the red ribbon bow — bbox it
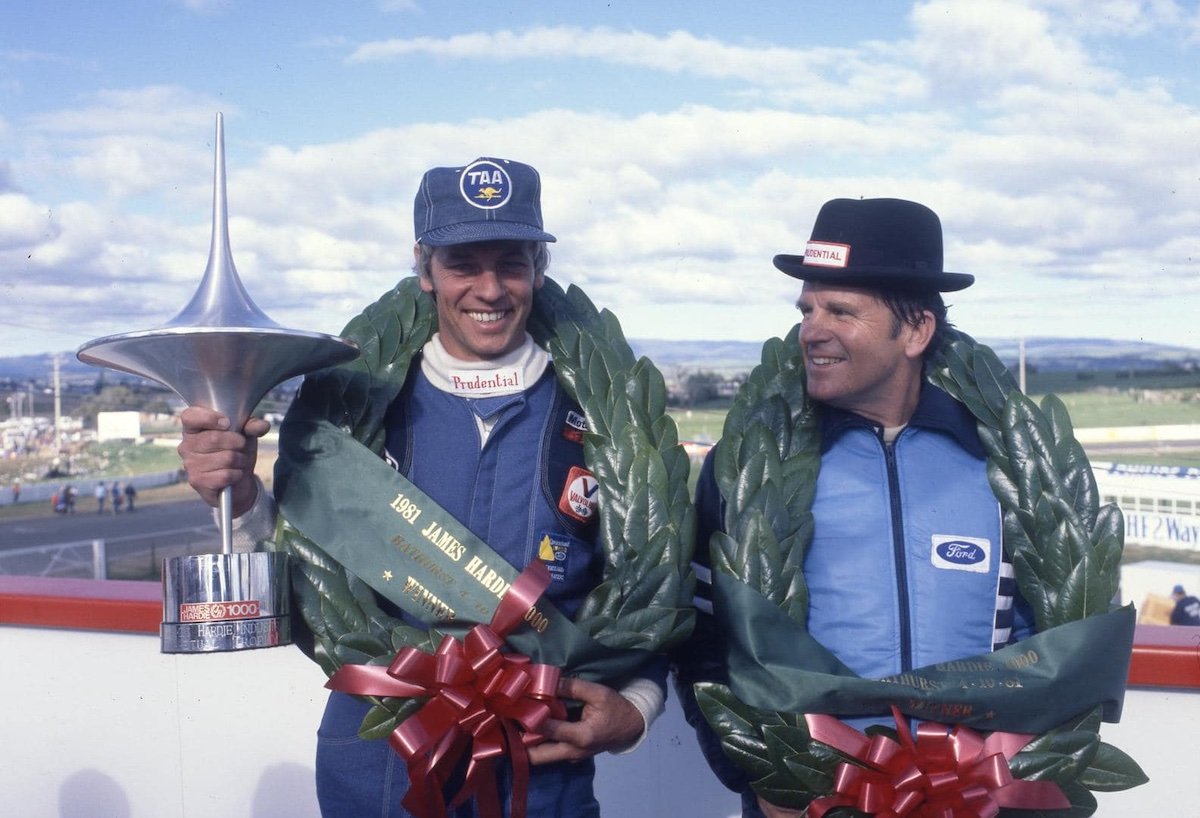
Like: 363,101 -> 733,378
325,561 -> 565,818
804,707 -> 1070,818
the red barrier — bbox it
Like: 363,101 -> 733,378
2,577 -> 1198,689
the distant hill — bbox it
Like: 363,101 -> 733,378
629,336 -> 1200,375
0,352 -> 102,384
3,336 -> 1200,385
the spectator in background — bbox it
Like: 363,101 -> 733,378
124,482 -> 137,512
1170,585 -> 1200,626
11,479 -> 19,505
95,482 -> 106,514
112,481 -> 124,514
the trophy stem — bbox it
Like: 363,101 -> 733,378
219,485 -> 234,555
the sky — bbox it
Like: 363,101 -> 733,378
2,0 -> 1200,360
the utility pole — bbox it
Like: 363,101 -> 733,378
1019,337 -> 1026,394
53,354 -> 63,446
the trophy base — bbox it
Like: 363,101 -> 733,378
161,551 -> 292,654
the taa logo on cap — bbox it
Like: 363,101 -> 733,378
538,533 -> 571,582
930,535 -> 991,574
558,465 -> 599,523
460,159 -> 512,210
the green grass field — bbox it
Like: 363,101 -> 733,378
4,387 -> 1199,520
671,388 -> 1200,439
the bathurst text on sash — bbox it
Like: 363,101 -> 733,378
392,535 -> 456,588
883,672 -> 941,691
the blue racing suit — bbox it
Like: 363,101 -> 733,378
316,362 -> 609,818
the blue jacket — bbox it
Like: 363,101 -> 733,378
384,365 -> 601,619
318,363 -> 609,818
673,384 -> 1033,813
807,384 -> 1025,677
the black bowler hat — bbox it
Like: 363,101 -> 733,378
773,198 -> 974,292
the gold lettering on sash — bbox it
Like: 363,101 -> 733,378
389,492 -> 424,525
464,555 -> 513,597
1003,649 -> 1040,670
884,673 -> 940,691
392,536 -> 456,587
419,521 -> 467,562
402,576 -> 456,621
933,659 -> 995,673
462,555 -> 550,634
906,699 -> 975,720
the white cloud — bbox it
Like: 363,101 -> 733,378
0,193 -> 54,250
349,26 -> 927,110
29,86 -> 221,136
1030,0 -> 1187,36
909,0 -> 1113,96
5,6 -> 1200,355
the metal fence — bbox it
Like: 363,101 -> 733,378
0,523 -> 220,580
4,469 -> 185,509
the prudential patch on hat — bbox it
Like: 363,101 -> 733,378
460,159 -> 512,210
804,240 -> 850,268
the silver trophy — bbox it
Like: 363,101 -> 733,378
78,113 -> 360,653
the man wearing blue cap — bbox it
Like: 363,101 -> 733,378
1170,584 -> 1200,626
178,157 -> 662,816
674,198 -> 1037,818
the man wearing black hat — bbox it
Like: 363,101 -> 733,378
674,198 -> 1034,818
177,157 -> 662,817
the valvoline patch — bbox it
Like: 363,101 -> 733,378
930,535 -> 991,574
558,465 -> 599,523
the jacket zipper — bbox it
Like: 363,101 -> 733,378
882,434 -> 913,672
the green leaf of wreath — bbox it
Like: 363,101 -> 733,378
1075,742 -> 1151,792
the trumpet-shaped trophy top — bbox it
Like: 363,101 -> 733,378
76,113 -> 359,431
77,113 -> 360,554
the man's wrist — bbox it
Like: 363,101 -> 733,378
611,676 -> 666,755
214,476 -> 277,551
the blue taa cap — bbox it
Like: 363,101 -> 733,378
414,157 -> 557,246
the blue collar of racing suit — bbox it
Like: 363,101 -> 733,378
818,383 -> 986,459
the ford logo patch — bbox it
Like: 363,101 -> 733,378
936,540 -> 985,565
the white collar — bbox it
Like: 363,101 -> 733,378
420,333 -> 549,396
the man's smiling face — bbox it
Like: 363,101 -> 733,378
797,281 -> 932,427
418,240 -> 544,361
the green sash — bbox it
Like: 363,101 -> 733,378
714,570 -> 1135,734
275,411 -> 653,681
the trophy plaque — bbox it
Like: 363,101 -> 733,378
78,113 -> 360,653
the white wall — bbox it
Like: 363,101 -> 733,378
0,624 -> 1187,817
96,411 -> 142,442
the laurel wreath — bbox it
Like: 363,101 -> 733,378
694,325 -> 1146,815
269,275 -> 696,738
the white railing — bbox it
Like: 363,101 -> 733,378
0,619 -> 1192,817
